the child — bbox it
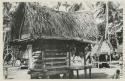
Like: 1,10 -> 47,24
113,69 -> 120,79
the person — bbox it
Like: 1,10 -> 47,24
113,69 -> 120,79
86,51 -> 91,64
4,53 -> 12,65
15,59 -> 21,66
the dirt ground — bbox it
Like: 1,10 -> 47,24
4,65 -> 122,79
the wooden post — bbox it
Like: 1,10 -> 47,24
4,67 -> 8,79
68,52 -> 73,79
98,55 -> 100,68
27,44 -> 32,69
84,52 -> 87,78
6,45 -> 9,65
76,70 -> 79,78
12,47 -> 14,66
109,52 -> 111,68
89,56 -> 92,78
89,68 -> 91,79
69,52 -> 71,66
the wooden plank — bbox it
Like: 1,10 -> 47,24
32,54 -> 41,56
46,63 -> 67,67
99,62 -> 110,63
110,61 -> 119,64
32,59 -> 65,62
32,55 -> 41,57
33,60 -> 67,64
45,53 -> 67,56
45,50 -> 68,52
46,65 -> 68,70
34,66 -> 44,69
45,59 -> 66,62
45,54 -> 67,58
44,57 -> 66,60
45,61 -> 66,64
32,56 -> 42,59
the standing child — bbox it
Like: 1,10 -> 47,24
113,69 -> 120,79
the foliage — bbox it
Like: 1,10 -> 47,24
93,1 -> 123,49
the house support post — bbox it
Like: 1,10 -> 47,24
109,53 -> 111,68
98,55 -> 99,68
84,52 -> 87,78
27,44 -> 32,69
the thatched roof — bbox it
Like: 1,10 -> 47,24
11,3 -> 98,43
91,39 -> 113,56
99,40 -> 113,54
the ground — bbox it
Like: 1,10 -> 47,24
4,65 -> 122,79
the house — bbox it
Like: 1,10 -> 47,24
10,3 -> 98,79
91,37 -> 113,68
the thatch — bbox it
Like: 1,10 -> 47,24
91,38 -> 113,56
99,40 -> 113,54
11,3 -> 98,43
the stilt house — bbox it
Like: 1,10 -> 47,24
10,3 -> 98,78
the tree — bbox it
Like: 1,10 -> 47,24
90,1 -> 123,51
108,1 -> 123,49
3,2 -> 20,66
